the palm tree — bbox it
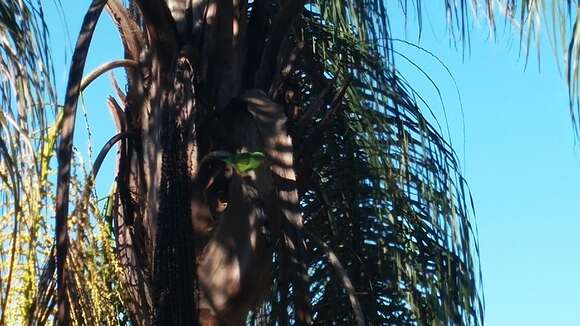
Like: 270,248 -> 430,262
1,0 -> 577,325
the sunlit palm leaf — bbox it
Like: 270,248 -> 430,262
0,0 -> 56,324
0,1 -> 128,324
494,1 -> 580,126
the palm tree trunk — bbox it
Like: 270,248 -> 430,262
56,0 -> 312,324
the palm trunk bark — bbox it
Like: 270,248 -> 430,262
57,0 -> 310,324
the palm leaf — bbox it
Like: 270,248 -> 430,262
0,1 -> 129,324
0,0 -> 56,324
250,1 -> 486,324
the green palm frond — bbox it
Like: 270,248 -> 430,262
248,1 -> 486,324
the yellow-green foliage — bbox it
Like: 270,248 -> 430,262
0,114 -> 129,324
0,1 -> 130,324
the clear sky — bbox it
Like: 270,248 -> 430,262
44,2 -> 580,325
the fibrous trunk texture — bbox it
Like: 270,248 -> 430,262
102,0 -> 309,325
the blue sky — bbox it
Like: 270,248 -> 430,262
44,2 -> 580,325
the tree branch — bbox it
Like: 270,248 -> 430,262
80,59 -> 138,92
305,231 -> 365,326
54,1 -> 108,324
91,133 -> 132,177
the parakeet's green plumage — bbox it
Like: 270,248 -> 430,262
201,151 -> 266,174
223,152 -> 266,174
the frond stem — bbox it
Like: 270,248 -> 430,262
54,0 -> 108,323
80,59 -> 138,92
0,137 -> 20,326
305,231 -> 365,326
